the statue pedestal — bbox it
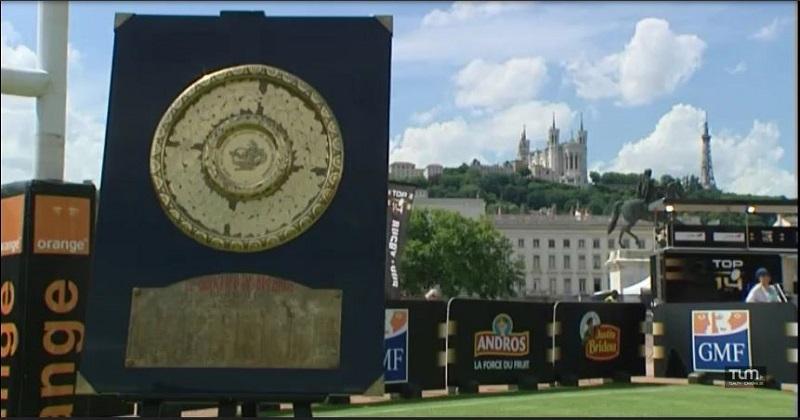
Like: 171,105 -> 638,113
606,249 -> 652,294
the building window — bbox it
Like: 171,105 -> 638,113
548,255 -> 556,270
548,239 -> 556,249
621,238 -> 630,248
518,238 -> 525,248
638,239 -> 647,249
592,254 -> 601,269
578,239 -> 586,249
549,278 -> 557,293
593,239 -> 601,249
533,239 -> 540,248
563,255 -> 571,269
563,239 -> 570,248
532,255 -> 540,270
593,277 -> 602,292
607,239 -> 615,249
564,278 -> 572,294
579,278 -> 587,294
532,278 -> 540,291
578,255 -> 586,270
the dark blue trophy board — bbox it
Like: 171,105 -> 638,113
80,12 -> 391,399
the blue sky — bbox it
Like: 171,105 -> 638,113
1,1 -> 797,196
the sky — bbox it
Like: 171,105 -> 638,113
1,1 -> 797,197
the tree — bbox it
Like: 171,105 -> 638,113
425,165 -> 785,216
399,209 -> 524,299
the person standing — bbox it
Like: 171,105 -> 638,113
745,268 -> 783,303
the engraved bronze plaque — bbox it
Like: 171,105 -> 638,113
150,64 -> 344,252
125,274 -> 342,368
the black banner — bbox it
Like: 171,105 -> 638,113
668,224 -> 798,250
553,303 -> 645,381
653,302 -> 797,386
385,300 -> 446,393
385,183 -> 416,299
1,184 -> 26,418
659,251 -> 783,302
446,299 -> 554,387
748,227 -> 798,249
1,181 -> 95,416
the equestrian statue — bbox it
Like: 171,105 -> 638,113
607,169 -> 682,248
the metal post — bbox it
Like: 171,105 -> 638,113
35,1 -> 68,180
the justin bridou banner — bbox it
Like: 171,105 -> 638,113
385,183 -> 416,299
1,180 -> 95,417
553,303 -> 645,381
447,299 -> 554,387
659,251 -> 783,302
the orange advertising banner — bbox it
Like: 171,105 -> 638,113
1,194 -> 25,257
33,195 -> 91,255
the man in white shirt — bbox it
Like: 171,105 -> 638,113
745,268 -> 781,303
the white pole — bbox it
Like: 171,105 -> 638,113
34,1 -> 68,180
0,67 -> 50,97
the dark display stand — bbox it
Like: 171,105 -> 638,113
78,11 -> 392,413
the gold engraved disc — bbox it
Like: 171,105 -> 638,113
150,64 -> 344,252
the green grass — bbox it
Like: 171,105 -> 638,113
306,384 -> 796,417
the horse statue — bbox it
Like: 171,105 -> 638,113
607,169 -> 681,248
607,198 -> 652,248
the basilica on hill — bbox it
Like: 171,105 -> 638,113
515,114 -> 588,186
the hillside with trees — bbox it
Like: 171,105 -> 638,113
397,164 -> 787,216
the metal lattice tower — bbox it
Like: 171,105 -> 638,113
700,112 -> 716,189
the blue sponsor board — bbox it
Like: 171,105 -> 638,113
692,310 -> 752,372
384,309 -> 409,384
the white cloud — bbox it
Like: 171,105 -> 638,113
395,4 -> 615,65
725,61 -> 747,75
596,104 -> 796,197
0,22 -> 80,70
410,106 -> 441,125
1,20 -> 105,185
421,1 -> 528,28
565,54 -> 620,100
391,100 -> 574,167
566,18 -> 706,106
1,21 -> 37,68
454,57 -> 548,109
750,17 -> 792,41
67,43 -> 82,70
